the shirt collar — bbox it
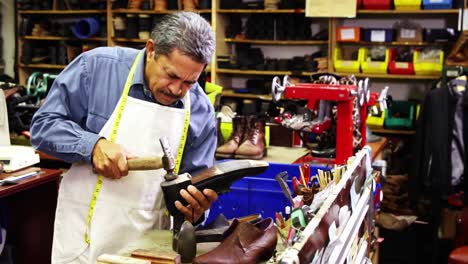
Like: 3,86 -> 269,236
132,48 -> 185,108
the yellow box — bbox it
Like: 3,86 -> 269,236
220,122 -> 270,148
367,109 -> 386,128
394,0 -> 421,10
360,48 -> 389,74
413,50 -> 444,75
333,47 -> 363,73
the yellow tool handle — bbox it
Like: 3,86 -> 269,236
127,157 -> 164,170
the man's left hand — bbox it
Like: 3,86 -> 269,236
175,185 -> 218,223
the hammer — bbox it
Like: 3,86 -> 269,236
127,137 -> 178,181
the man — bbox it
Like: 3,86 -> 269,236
30,12 -> 218,263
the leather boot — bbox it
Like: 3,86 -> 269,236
192,218 -> 277,264
215,116 -> 245,159
216,117 -> 224,147
153,0 -> 167,11
127,0 -> 142,9
235,116 -> 266,160
183,0 -> 198,10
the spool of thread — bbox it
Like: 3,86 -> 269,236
71,18 -> 100,39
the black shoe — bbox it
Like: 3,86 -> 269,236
125,14 -> 139,39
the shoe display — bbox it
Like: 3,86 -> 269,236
215,116 -> 246,159
113,15 -> 126,38
127,0 -> 143,9
235,116 -> 266,160
153,0 -> 167,11
138,14 -> 151,39
193,218 -> 277,264
125,14 -> 139,39
216,105 -> 235,123
183,0 -> 197,10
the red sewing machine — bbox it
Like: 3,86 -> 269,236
271,75 -> 383,165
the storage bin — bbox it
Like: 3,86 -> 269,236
205,162 -> 326,223
360,47 -> 390,74
337,26 -> 361,42
362,29 -> 394,42
363,0 -> 392,9
333,47 -> 363,73
357,0 -> 363,9
396,27 -> 423,42
422,0 -> 452,9
413,49 -> 444,75
394,0 -> 421,10
367,106 -> 386,128
424,28 -> 458,42
384,101 -> 415,129
388,48 -> 415,75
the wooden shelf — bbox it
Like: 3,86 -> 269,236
112,9 -> 211,14
370,128 -> 416,135
18,10 -> 106,14
357,9 -> 459,14
19,64 -> 66,69
218,9 -> 305,13
337,41 -> 447,46
335,72 -> 440,80
217,68 -> 316,76
224,38 -> 328,45
113,38 -> 147,43
22,36 -> 107,41
222,90 -> 272,100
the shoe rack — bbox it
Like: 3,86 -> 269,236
15,0 -> 214,85
15,0 -> 465,94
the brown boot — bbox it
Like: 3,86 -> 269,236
183,0 -> 198,10
128,0 -> 143,9
235,116 -> 266,160
153,0 -> 167,11
215,116 -> 246,159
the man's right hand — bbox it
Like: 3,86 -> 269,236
91,138 -> 130,179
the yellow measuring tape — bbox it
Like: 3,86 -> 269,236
84,51 -> 191,244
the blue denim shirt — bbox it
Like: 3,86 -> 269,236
30,47 -> 216,174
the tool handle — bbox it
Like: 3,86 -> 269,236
127,157 -> 163,170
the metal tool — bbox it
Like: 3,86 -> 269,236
275,171 -> 294,206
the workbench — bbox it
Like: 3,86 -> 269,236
0,168 -> 61,263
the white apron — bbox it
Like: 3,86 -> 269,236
51,52 -> 189,264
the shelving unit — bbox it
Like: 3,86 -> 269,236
370,128 -> 416,135
14,0 -> 463,99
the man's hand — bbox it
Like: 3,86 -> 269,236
92,138 -> 131,179
175,185 -> 218,223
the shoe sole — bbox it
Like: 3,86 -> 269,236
234,149 -> 267,160
215,153 -> 234,159
234,153 -> 264,160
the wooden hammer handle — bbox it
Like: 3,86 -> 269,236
127,157 -> 164,170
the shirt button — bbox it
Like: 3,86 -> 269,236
82,149 -> 86,154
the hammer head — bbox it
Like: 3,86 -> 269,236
159,137 -> 177,181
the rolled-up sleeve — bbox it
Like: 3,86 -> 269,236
30,54 -> 101,163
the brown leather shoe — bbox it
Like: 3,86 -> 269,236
216,116 -> 246,159
193,218 -> 277,264
183,0 -> 198,10
128,0 -> 143,9
235,116 -> 266,160
153,0 -> 167,11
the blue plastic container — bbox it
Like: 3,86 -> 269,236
422,0 -> 452,9
205,162 -> 326,224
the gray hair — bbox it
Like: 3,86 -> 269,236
151,12 -> 215,64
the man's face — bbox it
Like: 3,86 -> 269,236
144,41 -> 205,106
